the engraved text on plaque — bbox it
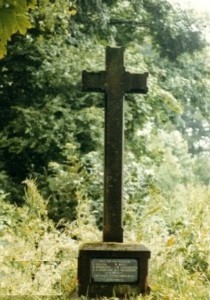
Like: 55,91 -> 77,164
91,258 -> 138,283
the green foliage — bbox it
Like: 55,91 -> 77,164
0,0 -> 208,205
143,44 -> 210,158
0,0 -> 77,58
193,154 -> 210,185
0,36 -> 104,205
32,0 -> 74,35
0,0 -> 36,58
47,143 -> 103,224
120,184 -> 210,300
108,0 -> 207,60
142,0 -> 206,60
1,180 -> 210,298
1,0 -> 210,298
0,179 -> 79,297
154,130 -> 194,191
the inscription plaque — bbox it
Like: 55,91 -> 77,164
91,258 -> 138,283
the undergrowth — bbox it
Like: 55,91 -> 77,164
0,180 -> 210,299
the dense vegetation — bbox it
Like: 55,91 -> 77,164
0,0 -> 37,58
0,0 -> 210,298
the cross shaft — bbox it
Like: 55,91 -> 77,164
82,47 -> 148,242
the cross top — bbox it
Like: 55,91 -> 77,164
82,47 -> 148,242
82,47 -> 148,95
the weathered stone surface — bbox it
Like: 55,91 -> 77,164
78,243 -> 151,298
82,47 -> 148,243
78,47 -> 150,298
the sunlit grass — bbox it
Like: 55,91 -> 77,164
0,181 -> 210,299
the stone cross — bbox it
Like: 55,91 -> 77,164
82,47 -> 148,243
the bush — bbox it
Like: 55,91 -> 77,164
0,180 -> 78,297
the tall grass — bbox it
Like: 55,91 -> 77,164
0,181 -> 210,299
134,184 -> 210,300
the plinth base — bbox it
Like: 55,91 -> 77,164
78,242 -> 151,298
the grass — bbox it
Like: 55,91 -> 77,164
0,181 -> 210,299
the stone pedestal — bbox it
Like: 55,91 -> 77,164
78,243 -> 151,298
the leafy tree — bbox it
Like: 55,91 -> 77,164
0,0 -> 209,223
0,0 -> 78,58
0,0 -> 36,58
141,0 -> 206,60
0,0 -> 79,204
154,48 -> 210,155
154,130 -> 194,191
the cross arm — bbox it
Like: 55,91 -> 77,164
82,70 -> 106,93
124,72 -> 148,94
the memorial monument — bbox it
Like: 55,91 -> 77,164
78,46 -> 151,298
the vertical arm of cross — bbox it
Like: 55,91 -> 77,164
103,47 -> 125,243
81,46 -> 149,244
